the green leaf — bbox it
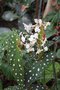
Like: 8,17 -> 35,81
25,51 -> 55,88
57,79 -> 60,90
0,27 -> 11,34
57,0 -> 60,4
0,31 -> 24,90
40,62 -> 60,83
6,31 -> 24,90
0,32 -> 12,63
8,0 -> 34,5
44,11 -> 56,22
2,11 -> 18,21
47,41 -> 54,47
56,49 -> 60,58
4,86 -> 19,90
52,36 -> 60,42
0,80 -> 2,90
0,64 -> 13,79
44,10 -> 60,24
45,24 -> 57,39
29,83 -> 46,90
51,11 -> 60,24
20,0 -> 34,5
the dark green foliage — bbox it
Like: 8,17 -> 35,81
44,10 -> 60,25
6,0 -> 13,3
44,1 -> 60,89
6,33 -> 24,90
0,80 -> 2,90
29,83 -> 46,90
0,0 -> 60,90
20,0 -> 34,5
56,49 -> 60,59
4,86 -> 19,90
0,30 -> 58,90
6,0 -> 34,5
0,64 -> 13,79
0,31 -> 24,90
25,51 -> 55,88
57,0 -> 60,4
45,24 -> 57,39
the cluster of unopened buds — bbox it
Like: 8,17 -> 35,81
19,19 -> 50,54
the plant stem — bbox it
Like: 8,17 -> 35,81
35,0 -> 39,18
35,0 -> 43,18
38,0 -> 43,18
53,42 -> 58,90
53,61 -> 58,90
44,68 -> 45,83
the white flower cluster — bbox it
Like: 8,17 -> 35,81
19,19 -> 50,54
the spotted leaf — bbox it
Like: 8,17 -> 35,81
25,51 -> 55,88
4,86 -> 19,90
0,31 -> 24,90
5,32 -> 24,90
29,83 -> 46,90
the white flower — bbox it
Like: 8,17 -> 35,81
33,33 -> 38,39
35,26 -> 40,33
34,19 -> 42,26
25,43 -> 30,49
34,19 -> 38,24
23,23 -> 32,33
19,32 -> 22,36
41,38 -> 47,46
29,33 -> 38,42
21,35 -> 25,43
44,22 -> 50,30
30,40 -> 36,46
44,46 -> 48,51
46,22 -> 50,26
29,35 -> 35,42
39,19 -> 43,26
27,47 -> 34,53
28,35 -> 37,46
36,49 -> 43,54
